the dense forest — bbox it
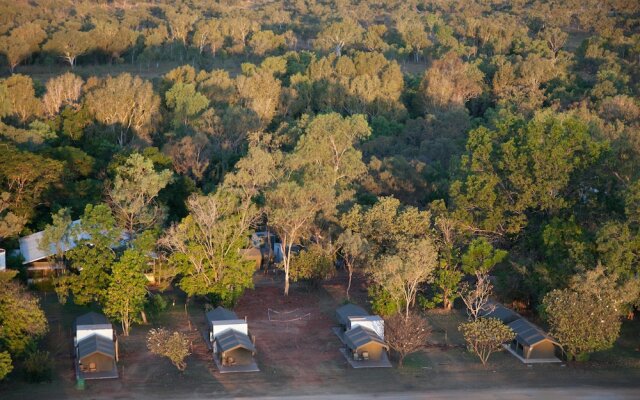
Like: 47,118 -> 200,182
1,0 -> 640,378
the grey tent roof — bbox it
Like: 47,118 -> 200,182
508,318 -> 561,347
344,325 -> 388,351
206,306 -> 239,323
76,312 -> 110,327
336,304 -> 368,326
215,329 -> 256,353
479,302 -> 521,324
77,334 -> 115,359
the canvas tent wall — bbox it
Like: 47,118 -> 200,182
215,329 -> 257,366
348,315 -> 385,339
206,307 -> 249,349
344,325 -> 389,361
75,312 -> 114,345
336,304 -> 368,327
507,318 -> 563,362
77,334 -> 117,372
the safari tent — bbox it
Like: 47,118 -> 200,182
334,304 -> 391,367
479,301 -> 521,324
206,306 -> 259,372
344,325 -> 389,361
74,312 -> 118,379
506,318 -> 563,363
335,303 -> 368,328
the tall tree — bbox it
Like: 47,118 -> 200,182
336,229 -> 368,299
41,73 -> 83,117
44,29 -> 93,68
266,181 -> 333,295
104,250 -> 148,336
107,153 -> 172,239
159,190 -> 257,305
0,23 -> 47,73
291,113 -> 371,198
0,270 -> 48,373
372,237 -> 439,319
315,19 -> 364,56
2,74 -> 42,123
55,204 -> 120,305
543,266 -> 640,360
419,52 -> 483,112
85,74 -> 161,144
165,82 -> 210,128
0,145 -> 63,222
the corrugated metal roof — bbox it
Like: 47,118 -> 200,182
344,325 -> 388,351
508,318 -> 560,347
206,306 -> 239,323
336,304 -> 368,326
19,220 -> 84,264
479,302 -> 521,324
76,312 -> 110,327
215,329 -> 256,353
77,334 -> 115,359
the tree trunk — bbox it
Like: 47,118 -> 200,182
346,269 -> 352,300
405,299 -> 410,320
140,310 -> 148,324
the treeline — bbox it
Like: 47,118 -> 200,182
1,0 -> 640,376
0,0 -> 638,70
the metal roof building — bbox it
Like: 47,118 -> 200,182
206,306 -> 239,323
335,303 -> 368,327
479,301 -> 522,324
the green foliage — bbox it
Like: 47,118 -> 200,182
542,267 -> 640,360
461,238 -> 507,276
290,244 -> 334,287
165,82 -> 210,128
0,351 -> 12,380
57,204 -> 119,305
0,271 -> 48,357
451,113 -> 605,236
161,191 -> 256,304
104,250 -> 149,336
107,153 -> 173,237
368,285 -> 401,317
459,318 -> 515,365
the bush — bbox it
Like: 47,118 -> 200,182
459,318 -> 515,365
146,293 -> 168,317
22,350 -> 53,382
147,328 -> 191,371
0,352 -> 13,380
368,285 -> 401,317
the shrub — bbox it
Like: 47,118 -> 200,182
22,350 -> 53,382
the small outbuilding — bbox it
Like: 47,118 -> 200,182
333,304 -> 391,368
506,318 -> 563,363
74,312 -> 118,379
206,306 -> 258,373
344,325 -> 389,361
